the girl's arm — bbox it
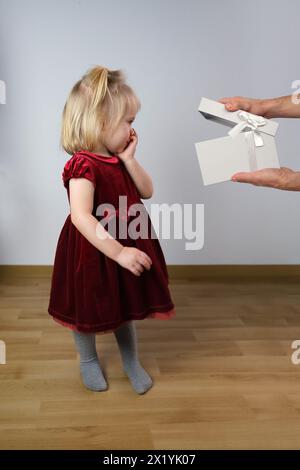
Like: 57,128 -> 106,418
70,178 -> 123,260
123,158 -> 153,199
69,178 -> 152,275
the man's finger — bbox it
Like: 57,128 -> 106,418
218,97 -> 231,104
218,97 -> 249,112
231,172 -> 259,183
218,98 -> 235,110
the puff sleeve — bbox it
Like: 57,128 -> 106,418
62,155 -> 97,189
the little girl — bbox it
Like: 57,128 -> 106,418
48,66 -> 176,395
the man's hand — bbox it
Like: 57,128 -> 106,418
218,95 -> 300,191
219,95 -> 300,119
218,96 -> 272,118
231,167 -> 298,190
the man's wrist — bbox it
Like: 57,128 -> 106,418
285,170 -> 300,191
263,96 -> 298,119
261,98 -> 281,118
277,168 -> 300,191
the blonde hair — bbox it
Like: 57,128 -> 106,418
61,66 -> 141,155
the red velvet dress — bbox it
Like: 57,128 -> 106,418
48,151 -> 176,334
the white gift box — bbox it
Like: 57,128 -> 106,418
195,97 -> 280,186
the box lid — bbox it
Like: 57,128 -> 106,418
198,97 -> 278,136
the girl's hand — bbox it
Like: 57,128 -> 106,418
117,129 -> 138,163
115,246 -> 152,276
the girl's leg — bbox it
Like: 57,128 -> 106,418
72,331 -> 108,392
114,321 -> 153,394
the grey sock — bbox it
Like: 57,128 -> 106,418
72,331 -> 108,392
114,321 -> 153,395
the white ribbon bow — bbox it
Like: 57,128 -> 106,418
228,110 -> 266,147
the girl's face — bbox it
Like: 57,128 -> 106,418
102,112 -> 136,155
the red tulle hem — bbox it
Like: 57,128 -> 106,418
52,308 -> 176,335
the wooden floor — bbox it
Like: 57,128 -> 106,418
1,275 -> 300,449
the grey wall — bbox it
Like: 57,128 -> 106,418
1,0 -> 300,265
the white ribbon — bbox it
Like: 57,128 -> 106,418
244,131 -> 257,170
228,110 -> 266,147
